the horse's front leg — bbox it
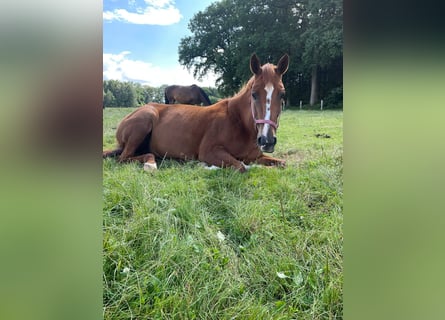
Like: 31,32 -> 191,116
200,146 -> 247,173
254,154 -> 286,168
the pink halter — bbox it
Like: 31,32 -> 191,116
251,100 -> 278,129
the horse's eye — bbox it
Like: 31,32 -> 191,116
252,92 -> 258,100
279,92 -> 286,100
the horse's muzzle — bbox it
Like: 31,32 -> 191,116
258,135 -> 276,153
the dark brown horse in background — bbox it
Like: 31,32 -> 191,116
164,84 -> 212,106
103,54 -> 289,172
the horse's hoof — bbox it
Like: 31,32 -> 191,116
143,161 -> 157,171
278,161 -> 286,168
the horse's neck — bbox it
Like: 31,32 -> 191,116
228,93 -> 254,132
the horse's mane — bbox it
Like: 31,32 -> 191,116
232,76 -> 255,100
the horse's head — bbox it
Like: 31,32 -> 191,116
250,53 -> 289,153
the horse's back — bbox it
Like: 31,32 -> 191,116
144,102 -> 225,159
120,104 -> 160,123
147,102 -> 215,126
116,101 -> 232,160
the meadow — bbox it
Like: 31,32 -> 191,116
103,107 -> 343,319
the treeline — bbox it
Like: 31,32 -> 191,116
103,80 -> 165,108
103,80 -> 223,108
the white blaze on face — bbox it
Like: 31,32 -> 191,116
262,83 -> 274,136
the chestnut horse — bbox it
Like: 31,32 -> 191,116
103,54 -> 289,172
164,84 -> 212,106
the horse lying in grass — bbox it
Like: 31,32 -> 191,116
103,53 -> 289,173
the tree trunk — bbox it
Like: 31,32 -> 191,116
309,65 -> 318,106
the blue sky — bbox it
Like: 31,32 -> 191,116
103,0 -> 217,87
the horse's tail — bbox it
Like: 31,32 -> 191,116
198,87 -> 212,106
103,148 -> 123,159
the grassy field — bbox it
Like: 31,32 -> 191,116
103,107 -> 343,319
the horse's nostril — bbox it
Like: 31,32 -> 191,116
258,136 -> 267,146
258,136 -> 276,146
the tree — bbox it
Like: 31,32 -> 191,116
179,0 -> 245,95
178,0 -> 342,107
103,90 -> 116,108
301,0 -> 342,105
180,0 -> 306,96
151,85 -> 167,104
120,82 -> 137,108
103,80 -> 137,107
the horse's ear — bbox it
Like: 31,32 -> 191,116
276,54 -> 289,75
250,54 -> 262,75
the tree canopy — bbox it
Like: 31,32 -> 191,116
178,0 -> 342,107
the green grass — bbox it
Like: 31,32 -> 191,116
103,107 -> 343,319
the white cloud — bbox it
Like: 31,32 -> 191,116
103,51 -> 217,87
103,0 -> 182,25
